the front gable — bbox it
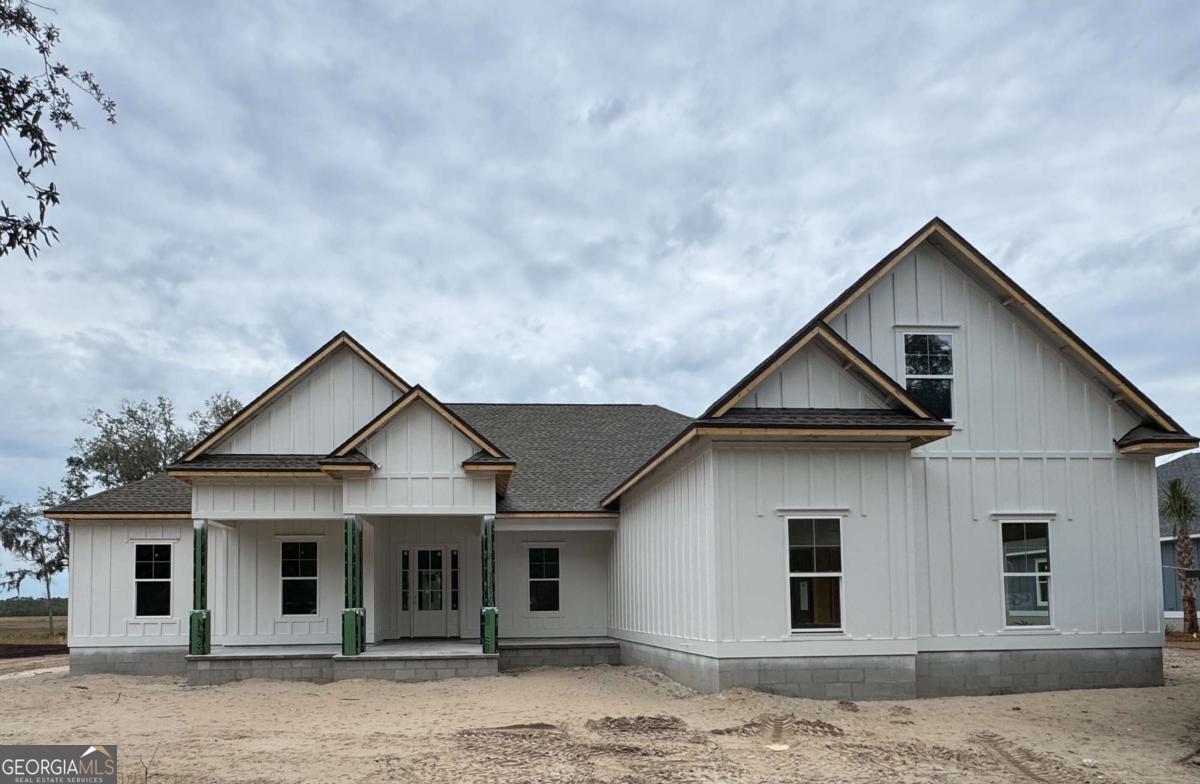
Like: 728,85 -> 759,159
823,225 -> 1182,454
341,396 -> 498,514
186,332 -> 409,459
731,335 -> 888,410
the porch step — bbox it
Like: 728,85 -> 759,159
497,637 -> 620,671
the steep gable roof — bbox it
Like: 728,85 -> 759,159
702,323 -> 939,420
182,331 -> 410,461
331,385 -> 507,460
703,219 -> 1185,433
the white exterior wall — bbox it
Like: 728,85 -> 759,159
732,341 -> 886,409
67,520 -> 192,648
210,519 -> 344,645
827,242 -> 1162,651
369,516 -> 480,642
343,400 -> 496,515
213,346 -> 401,455
610,445 -> 718,647
497,529 -> 610,638
192,481 -> 343,520
711,444 -> 914,656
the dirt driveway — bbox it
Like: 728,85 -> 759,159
2,649 -> 1199,783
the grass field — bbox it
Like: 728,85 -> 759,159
0,616 -> 66,646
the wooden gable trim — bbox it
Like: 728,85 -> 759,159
182,332 -> 411,461
330,385 -> 506,459
1118,439 -> 1198,456
601,426 -> 699,507
707,325 -> 934,420
820,218 -> 1181,433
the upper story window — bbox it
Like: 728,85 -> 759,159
903,333 -> 954,420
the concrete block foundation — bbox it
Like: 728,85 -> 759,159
498,638 -> 621,671
617,640 -> 1163,700
69,646 -> 188,676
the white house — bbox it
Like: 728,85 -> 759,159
46,218 -> 1197,699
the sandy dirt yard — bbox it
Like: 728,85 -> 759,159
3,650 -> 1200,783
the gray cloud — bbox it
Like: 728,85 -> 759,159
1,0 -> 1198,566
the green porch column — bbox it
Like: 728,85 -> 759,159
342,515 -> 365,655
189,519 -> 210,655
480,514 -> 497,653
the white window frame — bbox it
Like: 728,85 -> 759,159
784,516 -> 844,635
525,542 -> 562,617
900,330 -> 956,421
133,542 -> 173,619
999,520 -> 1053,629
280,539 -> 320,617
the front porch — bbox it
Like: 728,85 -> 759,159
186,638 -> 499,685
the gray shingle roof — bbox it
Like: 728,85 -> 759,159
448,403 -> 691,513
1119,424 -> 1198,449
44,475 -> 191,516
166,451 -> 373,472
1158,453 -> 1200,537
695,408 -> 949,429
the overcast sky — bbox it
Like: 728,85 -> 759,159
2,2 -> 1198,596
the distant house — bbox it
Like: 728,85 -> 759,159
46,218 -> 1198,699
1159,453 -> 1200,620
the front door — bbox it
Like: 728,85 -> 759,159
412,546 -> 448,637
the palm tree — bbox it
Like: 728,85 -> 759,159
1162,478 -> 1200,635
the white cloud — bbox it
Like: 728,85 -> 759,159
1,2 -> 1199,599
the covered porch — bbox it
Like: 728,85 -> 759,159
186,513 -> 501,683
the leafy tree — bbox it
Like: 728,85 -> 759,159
0,497 -> 66,634
1162,477 -> 1200,635
60,393 -> 242,497
0,0 -> 115,258
1,393 -> 241,634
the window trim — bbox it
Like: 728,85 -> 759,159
279,539 -> 320,618
525,542 -> 563,617
900,330 -> 956,422
133,542 -> 173,619
784,516 -> 845,635
998,519 -> 1054,630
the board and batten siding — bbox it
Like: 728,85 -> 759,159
497,530 -> 610,638
714,444 -> 914,656
212,346 -> 401,455
732,341 -> 887,409
343,399 -> 495,515
67,520 -> 192,647
210,519 -> 344,645
610,445 -> 717,646
827,241 -> 1162,649
192,481 -> 343,520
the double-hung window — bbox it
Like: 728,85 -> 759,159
903,333 -> 954,420
528,547 -> 560,613
787,518 -> 842,631
134,544 -> 172,617
281,541 -> 319,616
1001,521 -> 1052,627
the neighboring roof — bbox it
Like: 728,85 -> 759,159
333,385 -> 508,459
448,403 -> 691,513
701,324 -> 937,420
181,331 -> 410,462
695,408 -> 952,430
1157,453 -> 1200,536
43,476 -> 191,519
